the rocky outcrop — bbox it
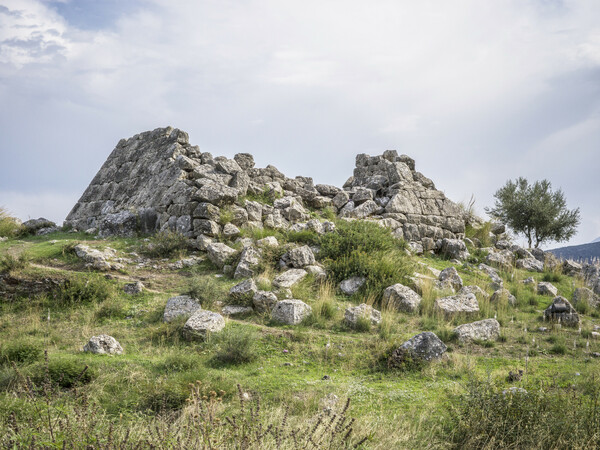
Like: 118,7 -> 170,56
389,332 -> 447,365
344,303 -> 381,327
382,283 -> 422,313
183,310 -> 226,338
65,127 -> 466,249
163,295 -> 201,322
271,299 -> 312,325
454,319 -> 501,343
83,335 -> 123,355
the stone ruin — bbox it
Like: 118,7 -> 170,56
65,126 -> 465,251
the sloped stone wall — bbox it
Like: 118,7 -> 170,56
65,127 -> 465,245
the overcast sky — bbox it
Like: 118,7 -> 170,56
1,0 -> 598,248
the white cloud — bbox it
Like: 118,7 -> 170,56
0,0 -> 599,244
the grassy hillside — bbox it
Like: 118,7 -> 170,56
1,221 -> 600,448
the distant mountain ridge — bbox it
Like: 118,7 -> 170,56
549,240 -> 600,263
593,237 -> 600,243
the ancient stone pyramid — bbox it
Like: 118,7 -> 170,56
65,126 -> 465,249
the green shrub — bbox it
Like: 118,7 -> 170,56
285,229 -> 320,245
319,221 -> 412,302
141,230 -> 189,258
212,326 -> 258,365
542,272 -> 562,283
1,340 -> 42,365
447,378 -> 600,448
0,208 -> 22,238
52,274 -> 114,306
186,276 -> 228,309
549,342 -> 567,355
155,353 -> 199,374
32,356 -> 96,388
0,253 -> 28,274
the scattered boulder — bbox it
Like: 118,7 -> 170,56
339,277 -> 366,295
563,259 -> 582,276
459,285 -> 489,299
222,305 -> 253,316
282,245 -> 316,268
206,243 -> 237,268
83,335 -> 123,355
454,319 -> 501,343
382,283 -> 422,313
123,281 -> 144,295
163,295 -> 201,322
272,269 -> 308,289
234,246 -> 262,279
543,296 -> 580,327
437,267 -> 463,292
222,223 -> 241,238
305,265 -> 327,281
434,293 -> 479,315
253,290 -> 278,312
73,244 -> 120,271
183,310 -> 226,338
440,238 -> 469,260
389,332 -> 447,366
537,282 -> 558,297
490,222 -> 505,235
516,258 -> 544,272
271,299 -> 312,325
22,218 -> 57,235
344,303 -> 381,327
521,277 -> 536,286
490,288 -> 517,306
478,263 -> 504,290
486,250 -> 513,272
229,279 -> 258,303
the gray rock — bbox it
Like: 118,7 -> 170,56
440,238 -> 469,260
229,279 -> 258,303
234,246 -> 262,279
434,293 -> 479,315
339,276 -> 366,295
222,305 -> 253,316
23,218 -> 57,234
348,200 -> 379,219
183,310 -> 226,338
305,265 -> 327,281
271,299 -> 312,325
206,242 -> 237,268
344,303 -> 381,327
390,332 -> 447,364
253,290 -> 278,313
486,250 -> 513,272
543,296 -> 580,327
478,264 -> 504,290
491,222 -> 506,235
516,258 -> 544,272
454,319 -> 501,343
123,281 -> 144,295
332,191 -> 350,209
257,236 -> 279,248
563,259 -> 582,276
437,267 -> 463,292
222,223 -> 241,238
459,285 -> 489,299
538,282 -> 558,296
382,283 -> 422,313
490,288 -> 517,306
282,245 -> 316,268
83,335 -> 123,355
233,153 -> 255,170
521,276 -> 536,286
272,269 -> 308,288
163,295 -> 201,322
73,244 -> 119,271
195,183 -> 238,206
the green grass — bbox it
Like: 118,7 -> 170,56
1,229 -> 600,448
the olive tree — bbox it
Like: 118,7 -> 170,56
486,177 -> 580,248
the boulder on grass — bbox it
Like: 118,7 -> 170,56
183,310 -> 226,339
454,319 -> 501,343
163,295 -> 201,322
344,304 -> 381,327
272,269 -> 308,289
339,277 -> 366,295
206,242 -> 237,268
229,279 -> 258,303
437,267 -> 463,292
490,288 -> 517,306
253,291 -> 278,313
538,282 -> 558,297
83,335 -> 123,355
543,296 -> 580,327
389,332 -> 447,367
382,284 -> 422,313
271,299 -> 312,325
434,293 -> 479,315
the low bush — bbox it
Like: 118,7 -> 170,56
447,378 -> 600,448
52,274 -> 114,306
0,207 -> 22,238
30,355 -> 96,389
0,340 -> 42,365
140,230 -> 189,258
212,326 -> 258,365
0,253 -> 29,274
186,276 -> 228,309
